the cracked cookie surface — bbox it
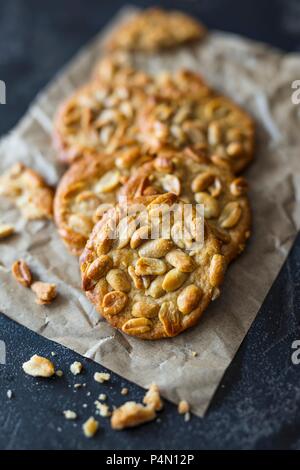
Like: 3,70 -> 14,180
80,194 -> 226,340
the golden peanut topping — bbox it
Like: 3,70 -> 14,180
102,290 -> 128,315
177,284 -> 202,314
230,177 -> 248,196
209,254 -> 226,287
106,269 -> 131,292
130,225 -> 150,249
219,201 -> 242,229
83,255 -> 112,291
122,317 -> 152,335
165,249 -> 195,272
22,355 -> 55,377
138,239 -> 173,258
158,301 -> 182,337
162,269 -> 187,292
132,301 -> 159,318
11,259 -> 32,288
135,257 -> 167,276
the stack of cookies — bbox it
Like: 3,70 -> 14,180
52,8 -> 254,340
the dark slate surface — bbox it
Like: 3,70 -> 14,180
0,0 -> 300,450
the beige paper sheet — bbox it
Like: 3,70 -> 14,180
0,7 -> 300,417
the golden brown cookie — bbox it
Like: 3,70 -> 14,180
54,150 -> 152,255
0,163 -> 53,220
105,8 -> 206,52
121,150 -> 251,262
53,80 -> 149,165
139,86 -> 255,174
80,193 -> 226,340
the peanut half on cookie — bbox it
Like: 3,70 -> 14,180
54,150 -> 153,255
122,150 -> 251,262
80,194 -> 227,340
104,8 -> 206,52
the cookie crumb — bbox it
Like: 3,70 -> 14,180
74,383 -> 82,389
22,355 -> 55,377
51,352 -> 57,357
95,401 -> 111,417
86,391 -> 91,397
82,403 -> 88,408
7,390 -> 13,399
191,351 -> 198,357
82,417 -> 99,438
143,384 -> 163,411
111,401 -> 156,430
70,361 -> 82,375
178,400 -> 190,415
63,410 -> 77,420
99,393 -> 107,401
184,411 -> 191,422
31,281 -> 57,305
94,372 -> 110,383
56,370 -> 63,377
121,387 -> 128,396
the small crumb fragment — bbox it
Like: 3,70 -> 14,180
74,383 -> 82,389
57,427 -> 62,432
22,354 -> 55,377
12,259 -> 32,287
191,351 -> 198,357
82,417 -> 99,438
56,370 -> 63,377
121,387 -> 128,396
70,361 -> 82,375
7,390 -> 13,399
143,383 -> 163,411
94,372 -> 110,383
0,224 -> 15,239
99,393 -> 107,401
51,352 -> 57,357
63,410 -> 77,420
82,403 -> 88,408
31,281 -> 57,305
184,411 -> 191,422
86,391 -> 91,397
95,401 -> 111,417
178,400 -> 190,415
111,401 -> 156,430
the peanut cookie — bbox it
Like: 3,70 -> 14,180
80,194 -> 226,340
139,85 -> 255,174
54,150 -> 152,255
53,80 -> 149,165
0,163 -> 53,220
122,151 -> 251,262
105,8 -> 206,52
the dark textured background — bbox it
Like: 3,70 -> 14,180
0,0 -> 300,450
